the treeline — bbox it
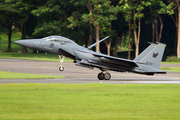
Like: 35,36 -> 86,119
0,0 -> 178,59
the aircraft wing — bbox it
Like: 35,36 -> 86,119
92,53 -> 138,67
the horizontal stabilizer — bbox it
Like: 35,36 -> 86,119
88,36 -> 109,49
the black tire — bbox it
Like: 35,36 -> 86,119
98,72 -> 104,80
59,67 -> 64,71
104,72 -> 111,80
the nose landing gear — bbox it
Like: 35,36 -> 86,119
59,66 -> 64,71
97,72 -> 111,80
58,55 -> 65,71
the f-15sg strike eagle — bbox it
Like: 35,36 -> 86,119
15,35 -> 166,80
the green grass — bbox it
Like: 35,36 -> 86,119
0,71 -> 64,79
0,84 -> 179,120
161,62 -> 180,64
160,67 -> 180,73
0,32 -> 22,52
165,56 -> 180,62
0,52 -> 73,62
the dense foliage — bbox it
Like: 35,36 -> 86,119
0,0 -> 179,59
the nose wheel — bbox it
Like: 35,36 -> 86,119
58,55 -> 65,72
59,66 -> 64,71
97,72 -> 111,80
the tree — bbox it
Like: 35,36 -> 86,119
31,0 -> 69,37
119,0 -> 134,59
0,34 -> 1,53
7,0 -> 37,39
0,1 -> 15,52
112,10 -> 127,57
148,1 -> 165,43
166,0 -> 180,58
133,1 -> 151,57
68,0 -> 119,54
31,0 -> 86,44
149,0 -> 176,57
174,0 -> 180,58
6,0 -> 37,52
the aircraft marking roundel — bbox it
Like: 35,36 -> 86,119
49,43 -> 55,48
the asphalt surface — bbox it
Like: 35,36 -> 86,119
0,58 -> 180,84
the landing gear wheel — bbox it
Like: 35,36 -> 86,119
58,55 -> 65,72
104,72 -> 111,80
59,67 -> 64,71
98,72 -> 104,80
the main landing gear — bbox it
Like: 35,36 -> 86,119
97,72 -> 111,80
58,55 -> 65,71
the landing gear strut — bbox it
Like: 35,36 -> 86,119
97,72 -> 111,80
58,55 -> 65,71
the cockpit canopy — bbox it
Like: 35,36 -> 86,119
43,35 -> 75,44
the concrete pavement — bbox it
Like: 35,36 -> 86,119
0,58 -> 180,84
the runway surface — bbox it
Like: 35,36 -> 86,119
0,58 -> 180,84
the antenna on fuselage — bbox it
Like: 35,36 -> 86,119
88,36 -> 109,50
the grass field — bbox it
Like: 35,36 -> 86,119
0,52 -> 73,62
0,84 -> 180,120
160,67 -> 180,73
0,71 -> 64,79
0,32 -> 22,52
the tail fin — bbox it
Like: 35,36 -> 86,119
134,43 -> 166,69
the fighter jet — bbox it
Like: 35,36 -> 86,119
14,35 -> 166,80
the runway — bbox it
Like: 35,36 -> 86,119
0,58 -> 180,84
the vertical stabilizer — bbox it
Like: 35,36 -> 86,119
134,43 -> 166,69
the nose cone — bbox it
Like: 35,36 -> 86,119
14,40 -> 34,49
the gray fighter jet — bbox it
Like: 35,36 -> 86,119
14,35 -> 166,80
